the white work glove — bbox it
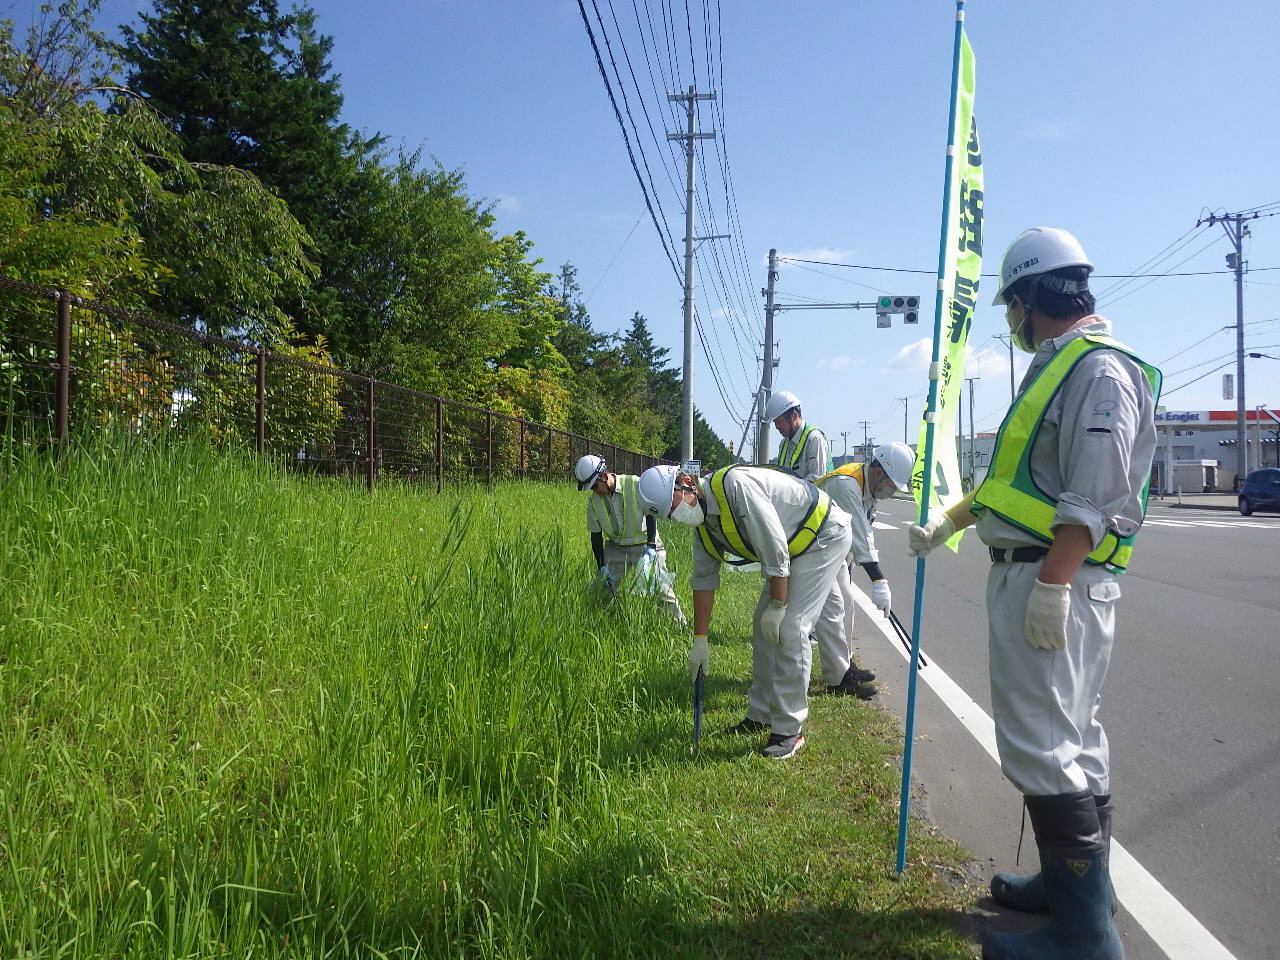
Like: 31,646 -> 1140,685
1024,579 -> 1071,650
689,634 -> 709,679
759,600 -> 786,645
634,548 -> 656,590
870,579 -> 891,616
597,564 -> 615,590
907,513 -> 956,558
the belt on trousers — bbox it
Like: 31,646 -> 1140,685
989,546 -> 1049,563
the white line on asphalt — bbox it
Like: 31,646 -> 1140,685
849,586 -> 1240,960
872,520 -> 898,530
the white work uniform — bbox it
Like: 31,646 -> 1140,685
588,475 -> 686,624
975,317 -> 1156,797
774,422 -> 831,482
690,467 -> 852,736
812,468 -> 880,685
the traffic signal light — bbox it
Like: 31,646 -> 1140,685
875,295 -> 921,325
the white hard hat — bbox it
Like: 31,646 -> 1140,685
871,442 -> 914,493
990,227 -> 1093,306
574,454 -> 607,490
764,390 -> 801,422
638,464 -> 681,514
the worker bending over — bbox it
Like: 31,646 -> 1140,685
574,454 -> 685,625
812,441 -> 915,698
638,463 -> 851,760
765,390 -> 831,481
909,227 -> 1159,960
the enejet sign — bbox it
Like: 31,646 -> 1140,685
1154,409 -> 1278,424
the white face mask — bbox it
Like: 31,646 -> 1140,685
669,496 -> 706,527
1005,302 -> 1036,353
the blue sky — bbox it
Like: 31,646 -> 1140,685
24,0 -> 1280,455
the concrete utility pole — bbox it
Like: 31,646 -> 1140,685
668,86 -> 717,463
858,420 -> 871,461
1197,209 -> 1255,486
757,248 -> 779,462
966,377 -> 979,487
735,387 -> 760,464
840,430 -> 850,460
897,396 -> 910,444
994,333 -> 1016,400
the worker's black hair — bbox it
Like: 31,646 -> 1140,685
1009,265 -> 1095,321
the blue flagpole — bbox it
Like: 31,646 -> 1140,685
895,0 -> 967,877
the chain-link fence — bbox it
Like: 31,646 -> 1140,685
0,276 -> 664,487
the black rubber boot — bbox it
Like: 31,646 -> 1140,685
991,793 -> 1114,914
982,790 -> 1123,960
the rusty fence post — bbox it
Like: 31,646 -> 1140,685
366,378 -> 375,492
545,426 -> 553,482
435,397 -> 444,494
486,410 -> 493,489
55,290 -> 72,455
256,348 -> 266,455
519,419 -> 526,479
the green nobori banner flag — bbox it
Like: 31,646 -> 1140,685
913,29 -> 982,549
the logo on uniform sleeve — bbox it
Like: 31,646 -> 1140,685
1093,400 -> 1117,418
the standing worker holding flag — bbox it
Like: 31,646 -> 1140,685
765,391 -> 832,481
910,227 -> 1160,960
574,454 -> 685,625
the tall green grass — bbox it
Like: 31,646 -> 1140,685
0,438 -> 978,958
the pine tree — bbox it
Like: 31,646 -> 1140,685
118,0 -> 384,352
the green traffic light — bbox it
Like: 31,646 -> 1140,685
878,297 -> 892,308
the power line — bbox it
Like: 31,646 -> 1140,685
778,256 -> 1280,278
576,0 -> 681,282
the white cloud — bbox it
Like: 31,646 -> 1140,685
817,355 -> 858,372
1024,119 -> 1080,142
773,247 -> 854,269
884,337 -> 934,373
493,193 -> 524,214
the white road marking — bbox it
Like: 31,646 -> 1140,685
850,585 -> 1240,960
872,520 -> 898,530
1145,517 -> 1276,529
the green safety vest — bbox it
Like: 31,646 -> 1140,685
695,465 -> 831,566
776,424 -> 831,474
589,474 -> 648,547
971,333 -> 1162,573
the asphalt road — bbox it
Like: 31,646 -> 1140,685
856,497 -> 1280,960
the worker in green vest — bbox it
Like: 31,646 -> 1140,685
811,441 -> 916,699
764,390 -> 832,481
575,454 -> 685,625
908,227 -> 1159,960
637,462 -> 852,760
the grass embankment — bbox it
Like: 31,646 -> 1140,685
0,440 -> 979,958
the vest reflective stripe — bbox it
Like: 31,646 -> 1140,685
972,333 -> 1162,573
695,465 -> 831,566
778,424 -> 829,473
590,474 -> 647,546
815,462 -> 864,490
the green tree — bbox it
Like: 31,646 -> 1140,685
1,2 -> 330,436
117,0 -> 384,350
